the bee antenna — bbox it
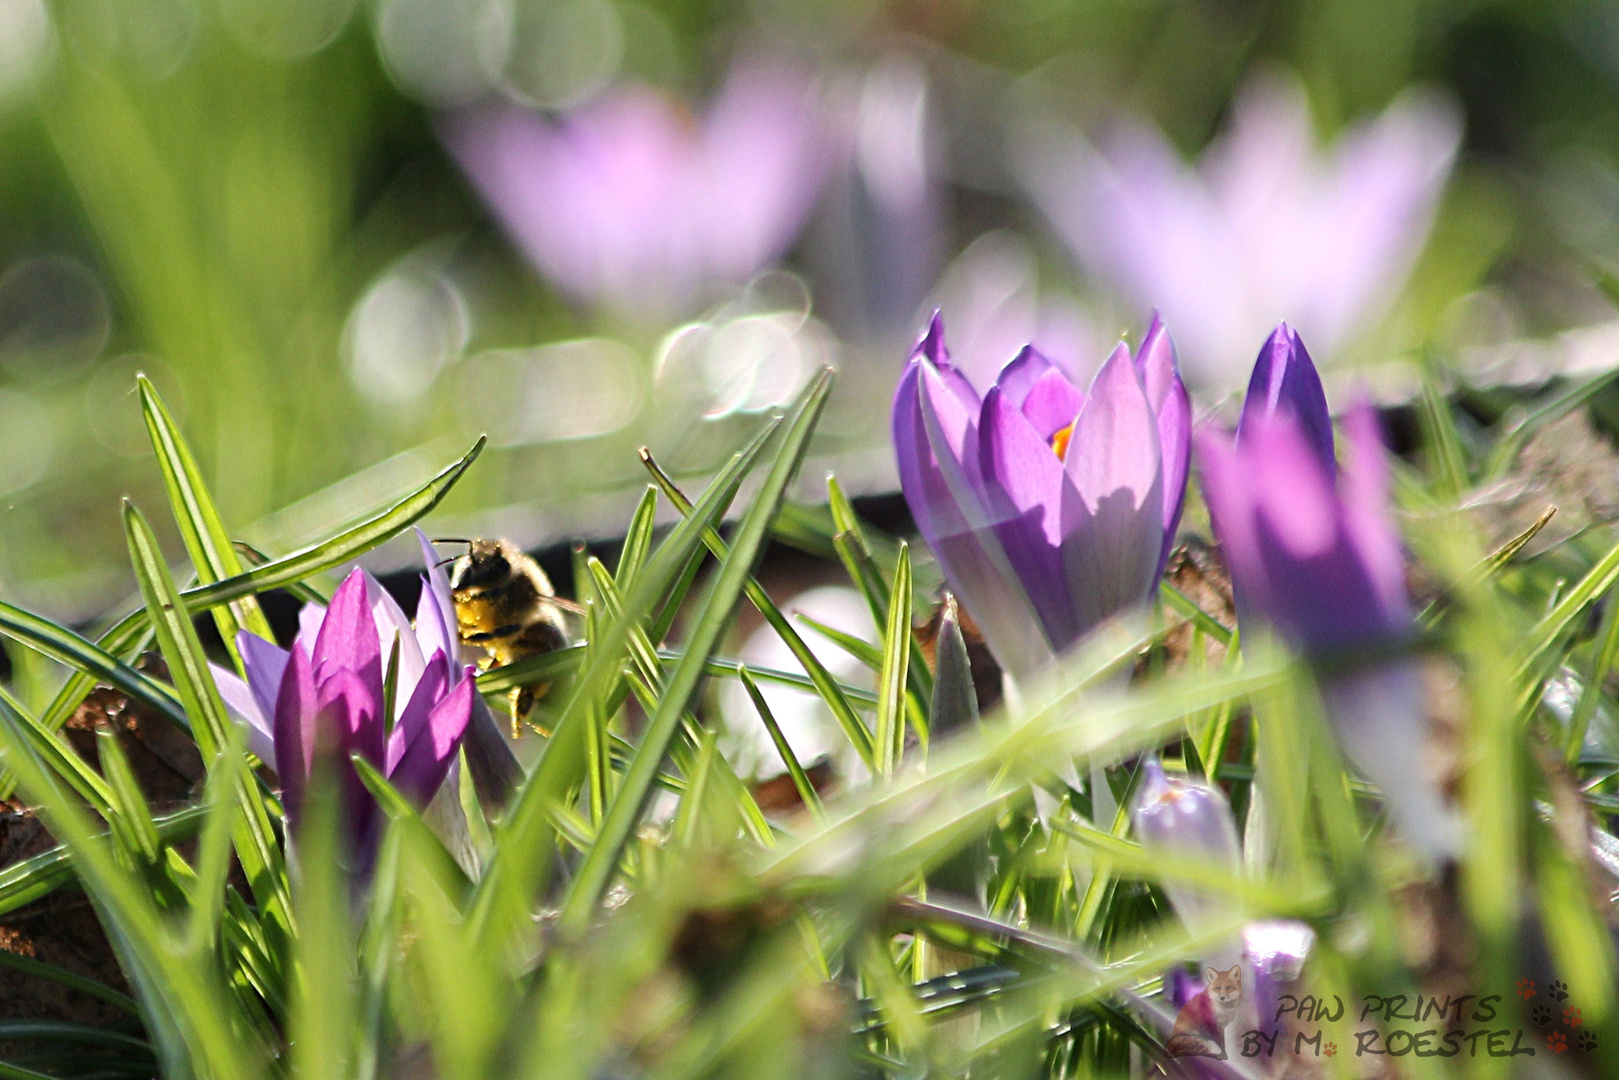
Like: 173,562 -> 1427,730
433,555 -> 462,569
431,537 -> 472,546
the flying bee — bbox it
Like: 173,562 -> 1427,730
442,538 -> 575,736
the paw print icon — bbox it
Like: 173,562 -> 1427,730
1532,1004 -> 1554,1026
1516,978 -> 1536,998
1323,1043 -> 1337,1058
1547,1031 -> 1568,1054
1564,1007 -> 1583,1028
1549,980 -> 1570,1002
1578,1031 -> 1598,1053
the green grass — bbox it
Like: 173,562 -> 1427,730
0,367 -> 1616,1079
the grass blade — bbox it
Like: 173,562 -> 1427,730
37,437 -> 484,734
641,445 -> 876,769
139,374 -> 273,670
123,502 -> 293,957
558,368 -> 834,928
875,543 -> 913,776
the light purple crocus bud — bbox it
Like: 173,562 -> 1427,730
1199,400 -> 1460,859
891,313 -> 1192,681
211,529 -> 475,860
443,55 -> 828,321
1131,759 -> 1242,939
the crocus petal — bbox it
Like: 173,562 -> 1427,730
1246,417 -> 1398,651
273,644 -> 319,823
1134,314 -> 1192,575
1237,325 -> 1334,476
978,385 -> 1079,648
385,650 -> 451,775
1019,368 -> 1087,443
236,630 -> 291,728
295,602 -> 326,658
311,568 -> 385,709
1131,759 -> 1242,938
414,527 -> 461,679
1338,404 -> 1410,631
314,667 -> 386,843
1194,424 -> 1269,616
387,668 -> 475,808
993,345 -> 1055,407
1244,920 -> 1316,1039
317,667 -> 386,774
915,312 -> 981,413
1059,345 -> 1164,631
210,661 -> 275,765
905,357 -> 1057,681
367,575 -> 426,708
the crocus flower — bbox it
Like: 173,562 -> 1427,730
1132,759 -> 1242,941
1018,71 -> 1461,389
443,56 -> 828,321
1198,346 -> 1460,858
212,529 -> 475,851
1135,761 -> 1319,1075
892,313 -> 1191,681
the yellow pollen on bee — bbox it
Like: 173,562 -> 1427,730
1050,422 -> 1075,460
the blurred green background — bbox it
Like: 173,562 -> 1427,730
0,0 -> 1615,622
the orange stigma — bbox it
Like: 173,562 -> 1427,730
1050,423 -> 1075,461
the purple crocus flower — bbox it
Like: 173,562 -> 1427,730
1018,72 -> 1461,389
892,313 -> 1191,681
1199,357 -> 1459,858
211,529 -> 474,848
1132,759 -> 1242,941
443,56 -> 828,320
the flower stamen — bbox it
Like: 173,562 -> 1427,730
1050,422 -> 1075,461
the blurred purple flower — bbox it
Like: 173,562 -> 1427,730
1132,759 -> 1242,938
444,56 -> 828,320
1019,72 -> 1461,388
1243,920 -> 1317,1037
1198,348 -> 1459,858
892,312 -> 1190,679
1199,402 -> 1408,657
212,529 -> 474,849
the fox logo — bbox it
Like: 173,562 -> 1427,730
1166,966 -> 1243,1059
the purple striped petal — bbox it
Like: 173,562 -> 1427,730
895,349 -> 1055,681
1059,345 -> 1165,631
210,661 -> 275,764
273,643 -> 319,823
387,668 -> 474,808
236,631 -> 290,728
367,575 -> 426,707
314,667 -> 386,839
311,569 -> 384,710
1134,314 -> 1191,576
916,312 -> 980,413
978,385 -> 1078,648
414,528 -> 461,679
994,345 -> 1055,407
1238,325 -> 1334,477
1019,368 -> 1086,444
295,602 -> 326,658
385,650 -> 451,775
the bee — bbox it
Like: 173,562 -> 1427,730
444,538 -> 573,736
